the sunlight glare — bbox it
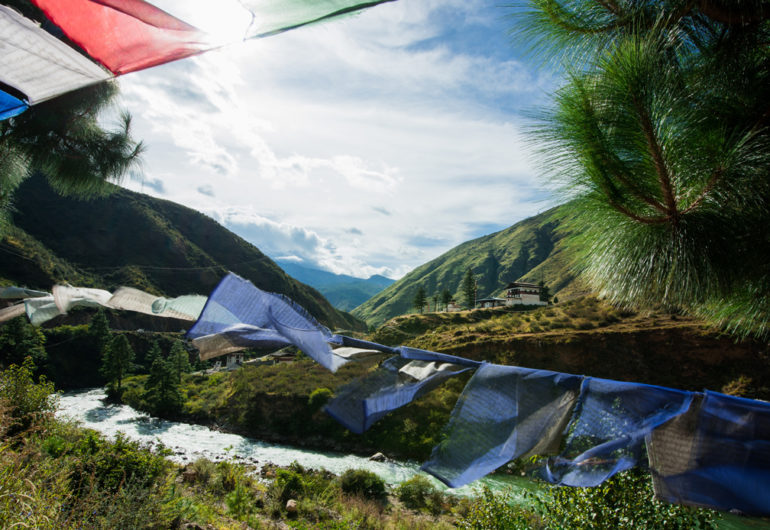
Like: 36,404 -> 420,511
149,0 -> 253,45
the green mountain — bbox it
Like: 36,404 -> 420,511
352,206 -> 587,326
277,261 -> 394,311
1,174 -> 365,332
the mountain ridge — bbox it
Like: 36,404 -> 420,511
1,174 -> 365,332
277,261 -> 394,311
352,205 -> 589,326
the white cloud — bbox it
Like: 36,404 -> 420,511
115,0 -> 555,280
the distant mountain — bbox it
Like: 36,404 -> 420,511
277,261 -> 394,312
352,205 -> 590,326
1,174 -> 365,332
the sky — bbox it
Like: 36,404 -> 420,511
114,0 -> 560,280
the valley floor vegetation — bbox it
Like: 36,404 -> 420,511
0,358 -> 722,529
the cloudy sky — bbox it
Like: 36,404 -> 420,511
114,0 -> 559,279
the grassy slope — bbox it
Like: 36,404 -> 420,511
3,174 -> 364,331
372,297 -> 770,399
352,205 -> 588,327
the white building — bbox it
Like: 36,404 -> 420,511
505,282 -> 548,306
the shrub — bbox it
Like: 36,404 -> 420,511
70,431 -> 168,494
189,457 -> 216,486
397,475 -> 440,511
0,357 -> 56,435
457,486 -> 539,529
275,468 -> 305,501
214,460 -> 239,493
308,387 -> 333,411
339,469 -> 386,500
536,470 -> 719,529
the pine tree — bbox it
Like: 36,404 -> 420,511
101,334 -> 134,397
413,286 -> 427,314
144,356 -> 182,415
539,281 -> 551,303
461,269 -> 477,309
517,0 -> 770,338
145,340 -> 162,371
441,289 -> 453,311
0,316 -> 46,367
169,341 -> 191,382
88,309 -> 111,353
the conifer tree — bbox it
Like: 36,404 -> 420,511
0,316 -> 46,367
144,356 -> 182,415
538,281 -> 551,303
145,340 -> 162,371
413,286 -> 427,314
169,341 -> 191,382
88,309 -> 111,354
461,269 -> 477,309
441,289 -> 453,311
517,0 -> 770,338
101,334 -> 134,397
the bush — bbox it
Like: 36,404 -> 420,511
70,431 -> 168,495
457,486 -> 539,529
0,357 -> 56,435
308,387 -> 333,411
397,475 -> 441,512
536,470 -> 719,529
275,468 -> 305,501
339,469 -> 386,500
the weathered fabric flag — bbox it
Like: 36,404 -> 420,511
0,89 -> 27,120
422,364 -> 582,488
0,4 -> 110,103
544,378 -> 694,487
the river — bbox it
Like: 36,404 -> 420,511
56,388 -> 535,500
56,388 -> 765,529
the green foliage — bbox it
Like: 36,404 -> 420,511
308,387 -> 334,411
339,469 -> 386,500
0,316 -> 47,367
169,340 -> 191,380
69,431 -> 169,495
276,468 -> 307,502
521,1 -> 770,339
535,470 -> 718,529
144,339 -> 162,369
457,486 -> 538,529
0,356 -> 56,435
88,309 -> 111,352
461,268 -> 477,309
441,289 -> 453,311
0,79 -> 142,241
100,334 -> 134,397
538,281 -> 550,303
396,475 -> 445,513
143,355 -> 183,416
413,285 -> 428,314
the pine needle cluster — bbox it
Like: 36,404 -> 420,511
514,0 -> 770,338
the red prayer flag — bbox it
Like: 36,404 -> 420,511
31,0 -> 211,75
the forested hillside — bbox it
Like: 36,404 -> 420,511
0,174 -> 365,331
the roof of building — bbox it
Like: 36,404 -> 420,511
505,282 -> 541,289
